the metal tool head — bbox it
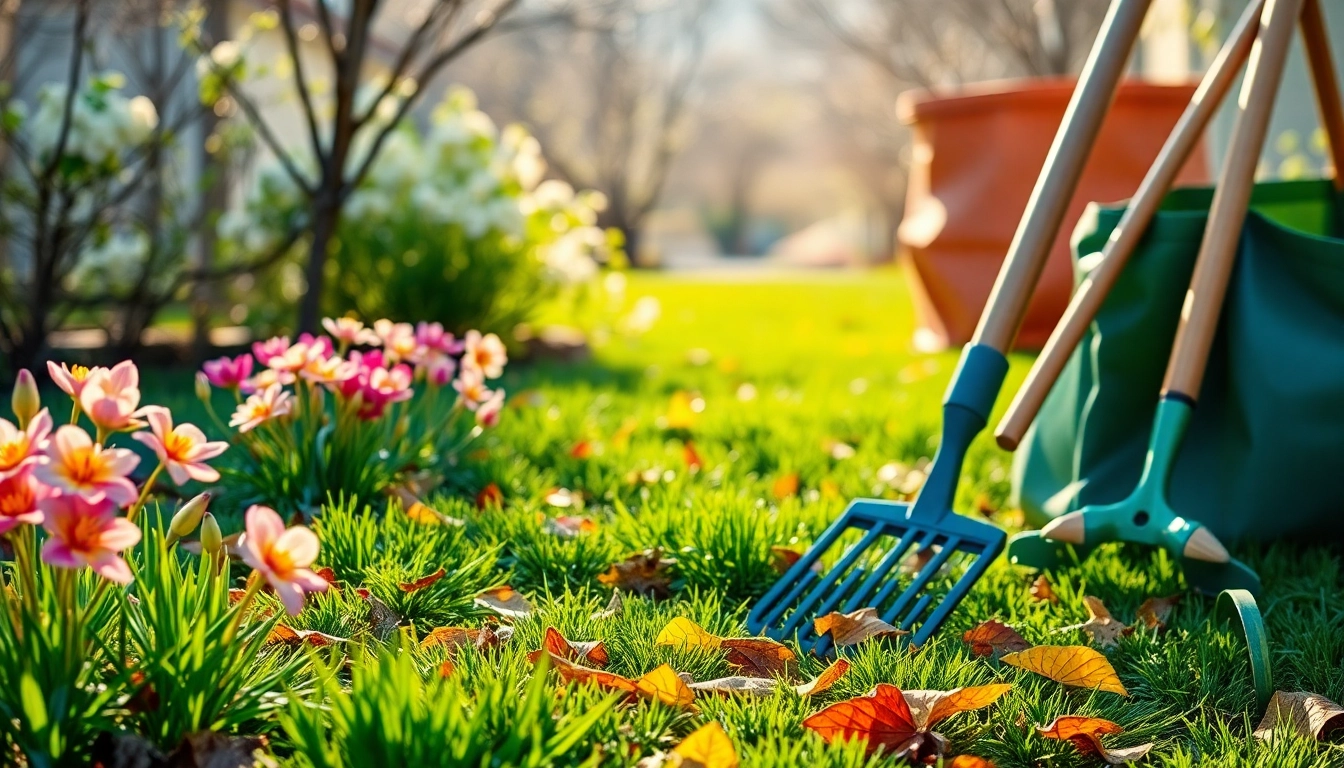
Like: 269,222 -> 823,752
748,497 -> 1006,655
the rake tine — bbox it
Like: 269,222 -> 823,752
838,532 -> 918,614
776,526 -> 888,638
867,529 -> 937,609
751,509 -> 857,630
909,551 -> 994,647
760,565 -> 820,627
880,535 -> 961,625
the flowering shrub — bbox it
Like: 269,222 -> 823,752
219,86 -> 617,334
199,316 -> 508,516
0,362 -> 328,764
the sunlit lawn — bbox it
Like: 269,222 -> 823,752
143,268 -> 1343,766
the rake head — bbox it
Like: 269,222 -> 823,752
747,497 -> 1006,654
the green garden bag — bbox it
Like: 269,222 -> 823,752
1013,179 -> 1344,546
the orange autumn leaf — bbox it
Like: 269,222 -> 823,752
598,549 -> 675,599
312,566 -> 338,588
1037,716 -> 1153,764
655,617 -> 722,650
770,546 -> 803,574
399,567 -> 446,593
1253,691 -> 1344,743
475,483 -> 503,509
419,625 -> 510,653
903,684 -> 1013,730
1029,574 -> 1059,604
772,473 -> 800,499
405,501 -> 446,526
438,660 -> 456,678
528,650 -> 640,695
542,626 -> 610,667
570,440 -> 594,459
1136,593 -> 1182,631
541,514 -> 598,537
721,638 -> 797,678
949,757 -> 996,768
962,620 -> 1031,657
794,659 -> 851,696
635,663 -> 698,709
475,586 -> 534,618
265,624 -> 347,647
814,607 -> 908,647
684,441 -> 703,472
803,684 -> 920,756
1002,646 -> 1128,696
671,721 -> 738,768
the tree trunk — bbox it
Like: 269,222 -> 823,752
298,196 -> 340,333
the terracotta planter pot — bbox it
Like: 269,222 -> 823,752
896,78 -> 1210,351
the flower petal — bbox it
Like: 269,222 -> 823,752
275,526 -> 320,568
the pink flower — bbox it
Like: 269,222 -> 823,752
422,352 -> 457,387
0,468 -> 49,534
0,408 -> 51,481
132,406 -> 229,484
237,504 -> 328,616
202,355 -> 254,390
229,384 -> 292,433
463,330 -> 507,379
242,368 -> 296,394
477,389 -> 505,427
299,354 -> 358,386
358,364 -> 413,420
416,322 -> 464,355
373,319 -> 418,363
322,317 -> 380,347
79,361 -> 146,433
453,367 -> 494,412
47,361 -> 105,400
39,494 -> 140,585
252,336 -> 290,367
35,426 -> 139,506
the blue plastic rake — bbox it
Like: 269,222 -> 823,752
747,0 -> 1156,653
748,347 -> 1008,653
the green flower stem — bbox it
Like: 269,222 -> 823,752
126,462 -> 165,525
69,400 -> 80,426
221,571 -> 263,645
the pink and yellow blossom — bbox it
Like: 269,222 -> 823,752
34,425 -> 139,506
374,319 -> 418,363
453,368 -> 494,412
39,493 -> 140,584
47,361 -> 104,400
0,408 -> 52,481
252,336 -> 291,367
237,504 -> 328,615
463,330 -> 507,379
202,354 -> 254,389
79,361 -> 146,433
133,406 -> 229,484
0,468 -> 48,534
229,384 -> 293,433
323,317 -> 380,347
476,389 -> 506,427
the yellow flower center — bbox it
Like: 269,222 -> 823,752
61,446 -> 111,487
264,547 -> 296,578
163,430 -> 195,461
58,513 -> 106,555
71,365 -> 90,382
0,438 -> 29,471
0,483 -> 34,518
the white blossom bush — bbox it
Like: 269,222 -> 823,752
220,85 -> 617,336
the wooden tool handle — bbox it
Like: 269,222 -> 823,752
994,0 -> 1266,450
1301,0 -> 1344,191
1164,0 -> 1307,400
970,0 -> 1153,354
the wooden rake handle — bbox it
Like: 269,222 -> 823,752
1302,0 -> 1344,191
970,0 -> 1153,354
1164,0 -> 1308,399
993,0 -> 1267,450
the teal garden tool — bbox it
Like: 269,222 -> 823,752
748,0 -> 1159,653
1003,0 -> 1334,595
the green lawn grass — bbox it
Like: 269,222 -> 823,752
143,270 -> 1344,766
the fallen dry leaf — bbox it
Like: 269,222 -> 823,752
794,659 -> 851,697
1002,646 -> 1128,696
1029,574 -> 1060,605
265,624 -> 347,647
901,685 -> 1013,730
962,620 -> 1031,657
591,589 -> 624,620
541,514 -> 598,537
656,617 -> 723,650
1253,691 -> 1344,743
772,473 -> 800,500
1135,594 -> 1182,631
528,650 -> 639,695
598,549 -> 676,599
475,586 -> 534,618
635,663 -> 698,710
688,676 -> 778,696
364,592 -> 402,639
814,607 -> 908,647
542,626 -> 609,667
475,482 -> 504,509
949,757 -> 996,768
1037,716 -> 1153,765
312,566 -> 338,588
405,501 -> 455,526
438,659 -> 455,678
671,721 -> 738,768
804,682 -> 1005,760
399,567 -> 446,593
1061,596 -> 1132,648
684,441 -> 703,472
419,625 -> 511,654
721,638 -> 797,678
569,440 -> 594,459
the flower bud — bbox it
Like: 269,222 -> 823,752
165,491 -> 212,545
200,512 -> 223,556
195,371 -> 211,403
11,369 -> 39,428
